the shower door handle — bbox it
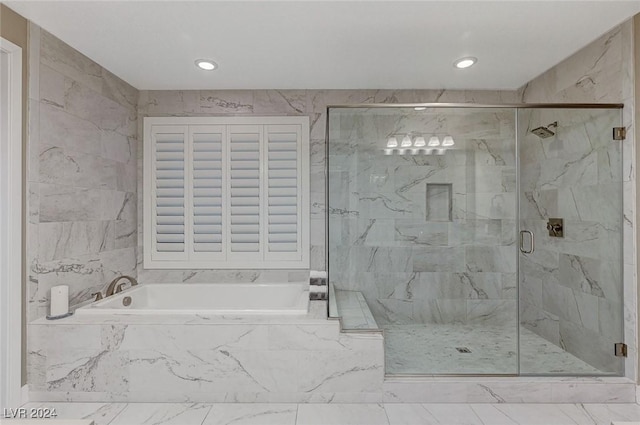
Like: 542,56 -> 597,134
519,230 -> 534,254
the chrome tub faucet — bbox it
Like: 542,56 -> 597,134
92,275 -> 138,301
106,275 -> 138,296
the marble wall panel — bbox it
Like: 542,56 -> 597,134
327,107 -> 518,326
27,26 -> 138,327
139,88 -> 519,289
518,21 -> 633,376
28,320 -> 384,402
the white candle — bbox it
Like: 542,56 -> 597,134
50,285 -> 69,317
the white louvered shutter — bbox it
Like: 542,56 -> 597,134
190,126 -> 226,261
151,126 -> 187,260
144,117 -> 309,269
265,125 -> 302,261
227,125 -> 263,260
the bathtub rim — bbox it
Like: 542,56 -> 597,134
74,282 -> 311,316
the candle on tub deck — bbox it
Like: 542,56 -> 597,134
50,285 -> 69,317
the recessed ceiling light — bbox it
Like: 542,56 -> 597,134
454,57 -> 477,69
195,59 -> 218,71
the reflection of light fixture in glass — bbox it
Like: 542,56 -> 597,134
401,135 -> 412,147
414,136 -> 426,147
387,136 -> 398,148
442,135 -> 455,146
435,148 -> 446,155
384,149 -> 394,155
428,136 -> 440,147
414,106 -> 427,111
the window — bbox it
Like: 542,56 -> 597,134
143,117 -> 309,269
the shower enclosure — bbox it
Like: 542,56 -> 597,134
327,104 -> 624,376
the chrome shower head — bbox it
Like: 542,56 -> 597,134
531,121 -> 558,139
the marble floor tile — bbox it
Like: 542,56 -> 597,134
384,324 -> 602,375
297,403 -> 389,425
383,404 -> 438,424
492,404 -> 605,425
420,404 -> 486,424
582,404 -> 640,424
202,404 -> 297,425
469,404 -> 521,424
108,403 -> 211,425
14,402 -> 640,425
18,403 -> 126,425
0,421 -> 92,425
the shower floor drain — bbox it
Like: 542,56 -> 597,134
456,347 -> 472,353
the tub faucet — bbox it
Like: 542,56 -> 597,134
105,275 -> 138,297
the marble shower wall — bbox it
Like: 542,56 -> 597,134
328,108 -> 518,326
26,24 -> 139,322
518,108 -> 623,374
136,89 -> 517,284
518,21 -> 635,376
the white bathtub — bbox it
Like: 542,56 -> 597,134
75,283 -> 309,315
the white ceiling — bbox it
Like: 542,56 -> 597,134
5,1 -> 640,91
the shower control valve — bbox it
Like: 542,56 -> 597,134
546,218 -> 563,238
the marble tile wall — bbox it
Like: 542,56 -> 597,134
28,314 -> 385,402
517,21 -> 636,377
518,108 -> 623,374
328,108 -> 519,326
136,89 -> 517,285
26,24 -> 139,322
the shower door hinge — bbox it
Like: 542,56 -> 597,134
614,342 -> 627,357
613,127 -> 626,141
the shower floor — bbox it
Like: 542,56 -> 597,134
384,324 -> 603,375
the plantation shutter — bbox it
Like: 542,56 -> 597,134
151,126 -> 187,260
228,126 -> 263,260
144,117 -> 309,269
190,126 -> 226,261
265,125 -> 302,261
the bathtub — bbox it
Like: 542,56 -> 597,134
75,282 -> 309,315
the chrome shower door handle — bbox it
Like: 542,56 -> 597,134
519,230 -> 534,254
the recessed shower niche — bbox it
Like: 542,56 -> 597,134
426,183 -> 453,222
327,105 -> 624,376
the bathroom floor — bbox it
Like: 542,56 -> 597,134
385,324 -> 603,375
16,402 -> 640,425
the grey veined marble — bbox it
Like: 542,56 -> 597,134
27,26 -> 138,322
328,106 -> 518,331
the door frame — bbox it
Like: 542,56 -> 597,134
0,36 -> 23,409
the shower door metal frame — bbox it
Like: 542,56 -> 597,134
326,103 -> 624,109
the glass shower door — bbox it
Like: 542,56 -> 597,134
328,106 -> 520,375
518,107 -> 624,376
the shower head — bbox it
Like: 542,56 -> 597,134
531,121 -> 558,139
